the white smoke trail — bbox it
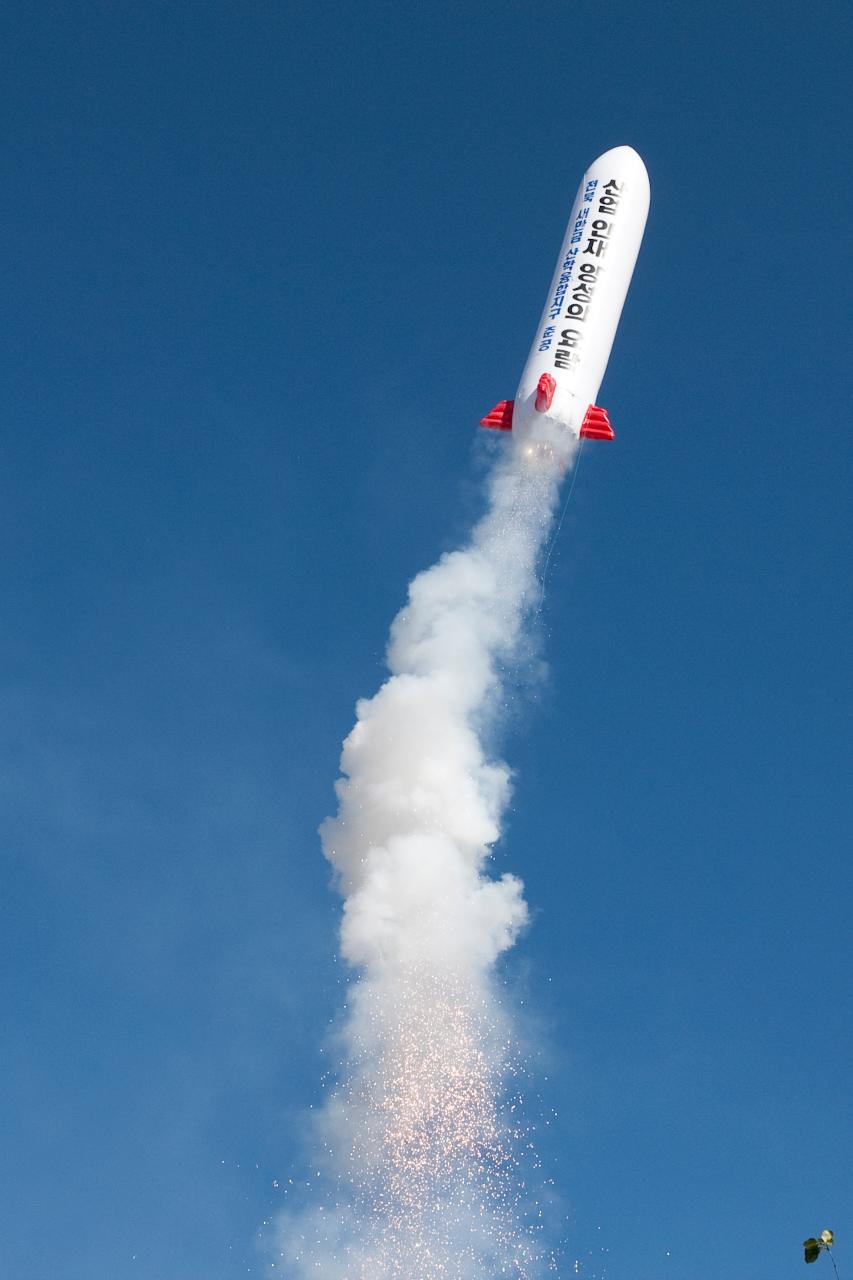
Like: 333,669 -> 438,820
275,432 -> 575,1278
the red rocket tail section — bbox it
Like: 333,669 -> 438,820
480,400 -> 514,431
579,405 -> 615,441
480,401 -> 615,438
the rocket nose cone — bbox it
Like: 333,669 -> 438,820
594,144 -> 647,169
589,145 -> 650,208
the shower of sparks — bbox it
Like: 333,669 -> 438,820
282,966 -> 552,1280
344,969 -> 543,1277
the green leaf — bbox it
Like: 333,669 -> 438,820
804,1239 -> 822,1264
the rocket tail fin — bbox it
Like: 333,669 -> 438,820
480,400 -> 514,431
579,405 -> 615,441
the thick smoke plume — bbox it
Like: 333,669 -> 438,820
275,434 -> 575,1278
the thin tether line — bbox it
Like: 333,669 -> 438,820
537,436 -> 586,612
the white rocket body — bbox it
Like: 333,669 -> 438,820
481,146 -> 649,443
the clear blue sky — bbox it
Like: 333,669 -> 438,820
1,2 -> 850,1277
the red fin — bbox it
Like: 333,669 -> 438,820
535,374 -> 556,413
579,405 -> 615,441
480,400 -> 514,431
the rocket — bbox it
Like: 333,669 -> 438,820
480,146 -> 649,443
